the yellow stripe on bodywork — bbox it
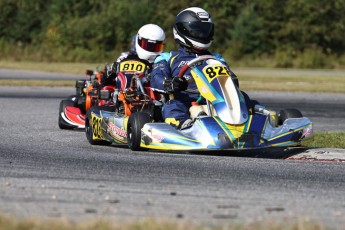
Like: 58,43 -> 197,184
190,71 -> 217,102
211,116 -> 251,149
216,115 -> 252,139
271,141 -> 297,147
267,124 -> 311,141
271,136 -> 313,147
140,143 -> 203,151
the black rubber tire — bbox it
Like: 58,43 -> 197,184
127,112 -> 151,151
66,95 -> 77,101
241,91 -> 260,114
241,91 -> 252,112
278,108 -> 303,125
58,99 -> 78,129
85,106 -> 112,145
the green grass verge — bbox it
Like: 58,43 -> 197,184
1,61 -> 345,93
0,61 -> 104,74
0,214 -> 331,230
306,132 -> 345,149
0,79 -> 75,87
238,72 -> 345,93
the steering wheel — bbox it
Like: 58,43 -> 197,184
177,55 -> 216,79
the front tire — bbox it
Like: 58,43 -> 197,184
127,112 -> 151,151
58,99 -> 77,129
278,109 -> 303,125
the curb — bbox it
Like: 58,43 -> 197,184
286,148 -> 345,162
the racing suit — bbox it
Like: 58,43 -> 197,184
150,46 -> 238,127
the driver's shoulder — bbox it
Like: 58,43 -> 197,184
154,51 -> 176,63
211,52 -> 223,59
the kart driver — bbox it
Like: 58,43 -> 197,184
150,7 -> 239,129
102,24 -> 165,88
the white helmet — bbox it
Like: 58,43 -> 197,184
173,7 -> 214,52
135,24 -> 165,63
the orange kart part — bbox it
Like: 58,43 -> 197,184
117,87 -> 157,117
117,89 -> 138,116
85,70 -> 116,111
85,85 -> 95,111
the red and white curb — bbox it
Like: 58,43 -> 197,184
286,148 -> 345,162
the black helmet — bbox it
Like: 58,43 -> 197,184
173,7 -> 214,52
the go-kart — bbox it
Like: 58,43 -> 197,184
85,55 -> 313,151
58,59 -> 149,129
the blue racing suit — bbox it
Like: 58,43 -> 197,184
150,46 -> 238,127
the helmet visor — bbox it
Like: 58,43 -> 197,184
176,21 -> 214,43
137,37 -> 164,52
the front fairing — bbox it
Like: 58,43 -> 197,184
189,59 -> 249,124
140,115 -> 313,151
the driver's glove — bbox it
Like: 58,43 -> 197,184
163,77 -> 188,92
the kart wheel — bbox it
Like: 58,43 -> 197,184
58,99 -> 78,129
127,112 -> 151,151
278,109 -> 303,125
85,107 -> 112,145
241,91 -> 259,114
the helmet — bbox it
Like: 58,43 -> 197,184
135,24 -> 165,63
173,7 -> 214,52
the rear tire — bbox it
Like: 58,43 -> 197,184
85,106 -> 112,145
127,112 -> 151,151
278,109 -> 303,125
58,99 -> 78,129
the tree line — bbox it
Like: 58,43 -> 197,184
1,0 -> 345,68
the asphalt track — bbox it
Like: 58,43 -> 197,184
0,70 -> 345,228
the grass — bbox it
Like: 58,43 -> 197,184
238,72 -> 345,93
0,214 -> 332,230
306,132 -> 345,149
1,61 -> 345,93
0,61 -> 104,74
0,79 -> 75,87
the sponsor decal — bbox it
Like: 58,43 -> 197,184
178,61 -> 189,67
107,122 -> 127,140
200,86 -> 208,93
150,133 -> 165,143
145,129 -> 164,143
153,62 -> 166,71
197,12 -> 208,17
302,127 -> 312,138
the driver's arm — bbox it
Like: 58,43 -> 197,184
150,58 -> 172,92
